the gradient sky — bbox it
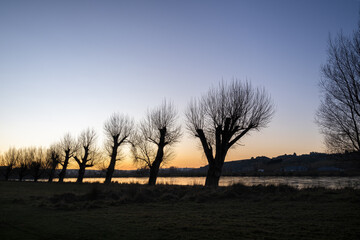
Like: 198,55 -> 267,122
0,0 -> 358,169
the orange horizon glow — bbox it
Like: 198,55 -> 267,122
0,0 -> 354,175
0,127 -> 324,171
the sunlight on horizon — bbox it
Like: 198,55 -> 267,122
0,0 -> 354,169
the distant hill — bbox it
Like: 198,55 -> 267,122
1,152 -> 359,180
198,152 -> 360,176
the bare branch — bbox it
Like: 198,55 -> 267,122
103,113 -> 134,183
73,128 -> 99,183
131,100 -> 182,185
316,26 -> 360,153
185,79 -> 274,186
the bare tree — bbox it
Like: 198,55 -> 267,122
74,128 -> 98,183
316,26 -> 360,153
29,147 -> 47,182
16,148 -> 33,181
185,80 -> 274,186
45,144 -> 61,182
131,101 -> 181,185
103,113 -> 134,184
58,133 -> 77,183
0,147 -> 19,180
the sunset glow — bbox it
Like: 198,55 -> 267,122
0,0 -> 357,170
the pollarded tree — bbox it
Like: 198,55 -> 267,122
29,147 -> 47,182
74,128 -> 98,183
58,133 -> 77,183
0,147 -> 19,180
45,144 -> 61,182
316,26 -> 360,153
186,80 -> 274,186
104,113 -> 134,184
131,101 -> 181,185
16,148 -> 33,181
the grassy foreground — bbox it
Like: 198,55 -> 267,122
0,181 -> 359,240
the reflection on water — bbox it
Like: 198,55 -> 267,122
59,176 -> 360,189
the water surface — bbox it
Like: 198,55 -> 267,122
60,176 -> 360,189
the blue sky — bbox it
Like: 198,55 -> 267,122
0,0 -> 358,169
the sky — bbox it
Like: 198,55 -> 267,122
0,0 -> 358,169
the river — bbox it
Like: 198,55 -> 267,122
59,176 -> 360,189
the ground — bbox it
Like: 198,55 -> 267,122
0,181 -> 359,240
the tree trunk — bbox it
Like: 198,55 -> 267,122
148,128 -> 166,186
148,161 -> 161,185
19,173 -> 24,182
197,127 -> 228,187
205,152 -> 225,187
33,167 -> 40,182
4,166 -> 12,181
19,167 -> 26,182
76,165 -> 86,183
59,153 -> 70,183
104,145 -> 118,184
205,163 -> 223,186
48,166 -> 56,182
104,161 -> 115,184
48,171 -> 54,182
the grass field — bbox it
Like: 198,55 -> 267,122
0,181 -> 359,240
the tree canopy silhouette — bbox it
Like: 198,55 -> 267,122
58,133 -> 77,183
45,144 -> 61,182
28,147 -> 46,182
316,26 -> 360,153
104,113 -> 134,184
74,128 -> 98,183
131,101 -> 181,185
1,147 -> 18,181
186,80 -> 274,186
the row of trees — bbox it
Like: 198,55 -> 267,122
3,19 -> 356,186
4,17 -> 358,186
0,146 -> 59,182
1,21 -> 358,187
1,80 -> 274,186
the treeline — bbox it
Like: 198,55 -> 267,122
1,80 -> 275,186
0,101 -> 179,185
0,146 -> 59,182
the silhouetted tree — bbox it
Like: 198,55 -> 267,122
29,147 -> 46,182
316,26 -> 360,153
45,144 -> 61,182
104,113 -> 134,184
186,80 -> 274,186
58,133 -> 77,183
17,148 -> 33,181
0,147 -> 19,180
74,128 -> 98,183
131,101 -> 181,185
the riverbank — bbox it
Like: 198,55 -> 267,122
0,181 -> 359,239
11,176 -> 360,189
